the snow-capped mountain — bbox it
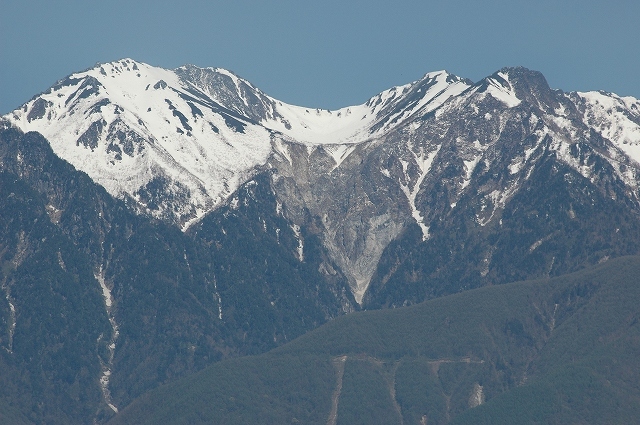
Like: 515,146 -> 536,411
259,67 -> 640,303
6,61 -> 640,302
360,67 -> 640,306
6,59 -> 469,229
3,60 -> 640,424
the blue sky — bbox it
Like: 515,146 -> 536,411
1,0 -> 638,114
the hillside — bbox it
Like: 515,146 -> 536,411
109,256 -> 640,424
0,123 -> 353,424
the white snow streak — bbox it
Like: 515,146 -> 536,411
324,144 -> 358,169
2,288 -> 16,353
483,73 -> 521,108
95,267 -> 119,413
292,224 -> 304,261
462,156 -> 482,189
400,145 -> 441,241
211,277 -> 223,320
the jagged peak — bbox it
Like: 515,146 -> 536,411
88,58 -> 149,76
364,69 -> 470,114
496,66 -> 551,92
497,65 -> 544,77
367,70 -> 462,102
475,66 -> 549,90
176,63 -> 245,85
421,69 -> 469,85
467,66 -> 559,110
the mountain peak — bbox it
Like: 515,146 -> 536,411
5,60 -> 639,232
468,66 -> 557,110
496,66 -> 557,109
498,66 -> 550,90
420,69 -> 471,86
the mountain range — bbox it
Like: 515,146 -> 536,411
2,59 -> 640,423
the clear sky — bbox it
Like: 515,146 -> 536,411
1,0 -> 638,114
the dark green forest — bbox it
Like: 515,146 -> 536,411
110,256 -> 640,424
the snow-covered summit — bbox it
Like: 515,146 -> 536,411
259,70 -> 471,145
5,59 -> 640,231
6,59 -> 275,229
4,59 -> 469,228
175,63 -> 471,146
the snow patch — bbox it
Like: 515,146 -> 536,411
580,91 -> 640,159
462,156 -> 482,189
292,224 -> 304,261
477,180 -> 520,226
210,277 -> 223,320
551,138 -> 595,182
324,144 -> 358,169
484,73 -> 521,107
2,286 -> 16,353
509,158 -> 523,175
529,238 -> 544,252
508,137 -> 542,176
399,145 -> 441,240
272,138 -> 293,165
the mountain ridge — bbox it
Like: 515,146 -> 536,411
3,59 -> 471,229
2,60 -> 640,423
5,59 -> 640,302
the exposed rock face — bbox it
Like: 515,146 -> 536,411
268,140 -> 410,302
